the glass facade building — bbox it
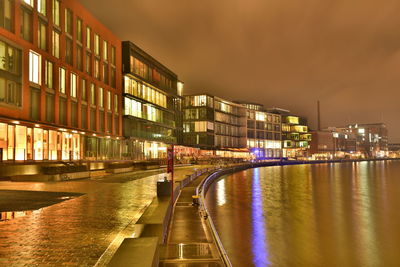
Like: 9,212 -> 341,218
183,94 -> 247,150
243,103 -> 282,158
121,41 -> 183,159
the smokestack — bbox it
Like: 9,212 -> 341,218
317,100 -> 321,131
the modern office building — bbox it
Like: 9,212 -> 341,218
0,0 -> 123,162
268,108 -> 311,158
240,102 -> 281,158
182,94 -> 247,151
121,41 -> 183,160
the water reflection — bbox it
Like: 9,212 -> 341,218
205,161 -> 400,266
216,179 -> 226,207
0,210 -> 40,222
251,168 -> 269,266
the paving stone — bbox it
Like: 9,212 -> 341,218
0,166 -> 209,266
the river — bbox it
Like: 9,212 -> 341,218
205,161 -> 400,267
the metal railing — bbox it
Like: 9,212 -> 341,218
196,167 -> 233,267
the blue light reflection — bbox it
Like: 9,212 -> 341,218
251,168 -> 270,266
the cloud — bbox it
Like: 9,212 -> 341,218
81,0 -> 400,141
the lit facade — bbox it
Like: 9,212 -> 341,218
0,0 -> 123,162
121,41 -> 183,159
242,103 -> 282,158
268,108 -> 311,158
183,94 -> 247,150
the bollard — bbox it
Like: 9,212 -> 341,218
192,195 -> 199,206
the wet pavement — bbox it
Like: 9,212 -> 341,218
0,165 -> 206,266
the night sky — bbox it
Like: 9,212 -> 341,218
81,0 -> 400,142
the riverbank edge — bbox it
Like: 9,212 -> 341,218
196,158 -> 400,267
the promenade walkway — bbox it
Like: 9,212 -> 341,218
0,165 -> 208,266
159,172 -> 224,266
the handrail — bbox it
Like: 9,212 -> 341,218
196,167 -> 233,267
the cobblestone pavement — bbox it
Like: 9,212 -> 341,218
0,166 -> 206,267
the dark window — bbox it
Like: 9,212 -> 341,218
64,8 -> 73,35
71,101 -> 77,127
45,93 -> 54,122
107,113 -> 112,133
114,115 -> 119,134
81,78 -> 87,101
59,97 -> 67,125
111,67 -> 116,88
30,87 -> 40,120
90,108 -> 96,131
76,45 -> 83,71
86,52 -> 92,75
81,104 -> 87,129
102,63 -> 108,84
38,19 -> 47,51
20,7 -> 32,42
0,40 -> 22,106
65,37 -> 73,65
99,110 -> 104,132
0,0 -> 14,32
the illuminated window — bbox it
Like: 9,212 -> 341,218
94,34 -> 100,56
286,116 -> 299,124
44,60 -> 53,89
90,83 -> 95,105
103,40 -> 108,61
70,73 -> 77,98
76,18 -> 83,43
107,90 -> 111,110
38,19 -> 47,51
52,30 -> 60,58
23,0 -> 33,6
124,97 -> 142,118
81,79 -> 87,101
37,0 -> 46,15
114,94 -> 118,113
86,52 -> 92,74
59,67 -> 66,94
99,87 -> 104,107
52,0 -> 60,27
86,27 -> 91,49
94,58 -> 100,79
255,112 -> 266,121
29,50 -> 41,84
111,45 -> 116,65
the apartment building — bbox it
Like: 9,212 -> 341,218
0,0 -> 122,161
